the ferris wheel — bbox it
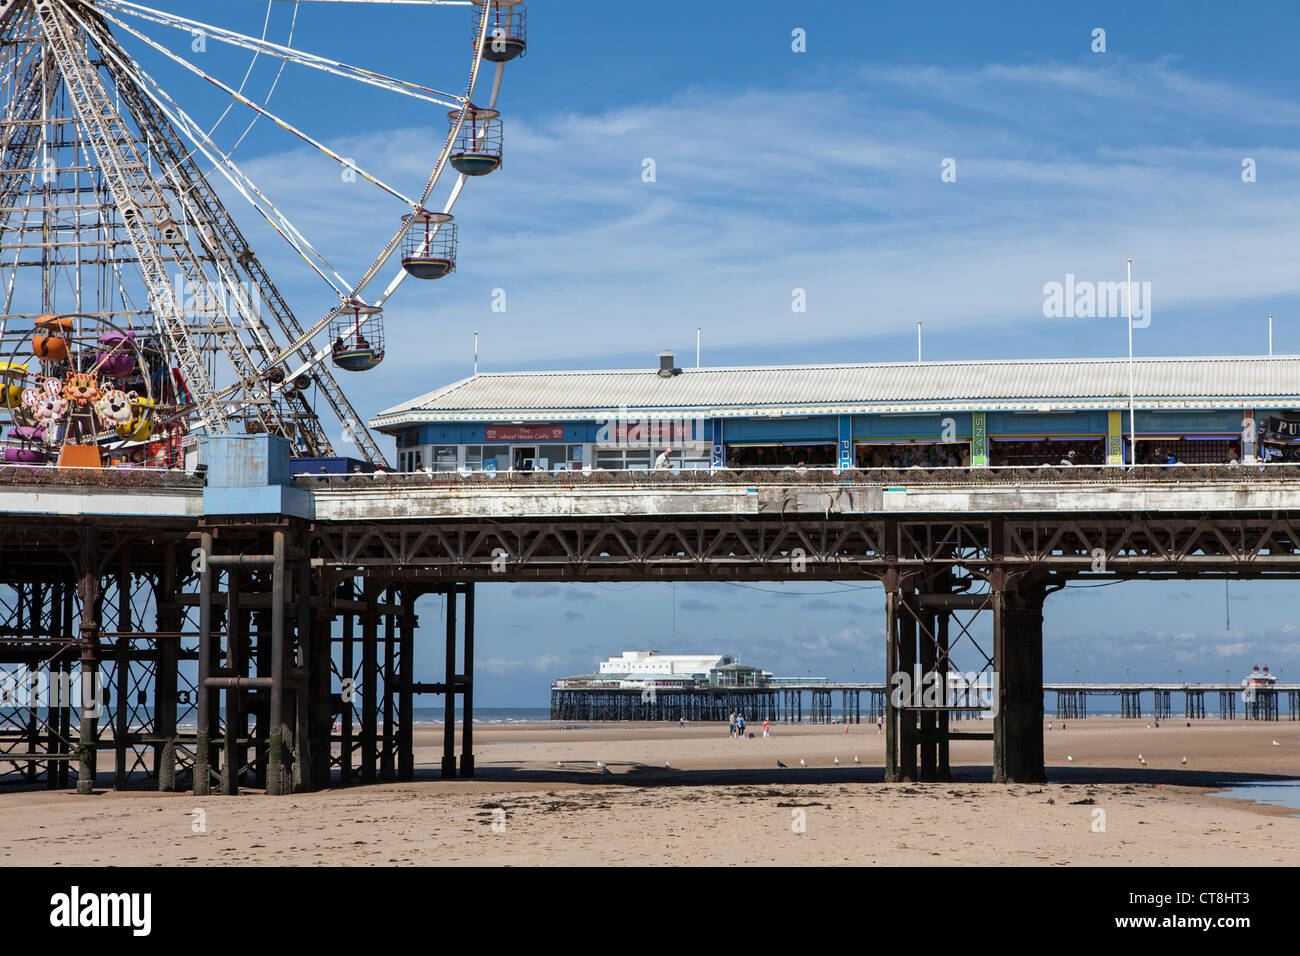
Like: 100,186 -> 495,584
0,0 -> 529,468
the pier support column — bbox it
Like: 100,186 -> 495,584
992,573 -> 1047,785
441,586 -> 458,779
221,568 -> 243,796
194,533 -> 214,796
397,589 -> 416,781
340,580 -> 355,785
155,543 -> 180,791
461,583 -> 475,778
361,580 -> 379,784
266,532 -> 288,796
75,529 -> 100,795
381,587 -> 396,782
883,587 -> 898,782
936,609 -> 952,782
113,562 -> 130,790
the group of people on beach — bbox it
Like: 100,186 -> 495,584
729,712 -> 746,737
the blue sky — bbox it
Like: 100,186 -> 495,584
114,0 -> 1300,702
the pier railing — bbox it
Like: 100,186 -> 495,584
297,462 -> 1300,492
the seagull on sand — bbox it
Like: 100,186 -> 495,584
853,755 -> 860,764
1138,753 -> 1147,766
777,760 -> 788,768
1067,755 -> 1074,763
597,761 -> 611,774
664,762 -> 672,770
799,757 -> 807,767
1273,740 -> 1281,746
1181,756 -> 1187,765
833,757 -> 840,765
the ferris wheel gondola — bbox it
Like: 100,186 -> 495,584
401,211 -> 457,280
473,0 -> 527,63
330,301 -> 385,373
0,0 -> 530,468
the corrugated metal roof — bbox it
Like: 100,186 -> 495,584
371,356 -> 1300,428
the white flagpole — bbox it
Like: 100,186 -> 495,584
474,330 -> 479,375
1127,258 -> 1136,467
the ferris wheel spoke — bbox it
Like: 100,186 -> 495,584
65,3 -> 353,300
169,0 -> 295,199
98,0 -> 466,108
95,8 -> 426,210
305,1 -> 492,315
203,15 -> 495,396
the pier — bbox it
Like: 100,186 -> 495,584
549,683 -> 1300,723
7,456 -> 1300,792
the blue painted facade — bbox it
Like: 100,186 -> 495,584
393,409 -> 1260,446
380,404 -> 1277,472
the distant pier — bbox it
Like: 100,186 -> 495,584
550,682 -> 1300,723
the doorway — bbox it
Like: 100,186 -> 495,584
512,446 -> 536,471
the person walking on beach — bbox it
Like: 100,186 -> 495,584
729,711 -> 736,737
737,714 -> 745,738
763,719 -> 770,738
876,714 -> 884,733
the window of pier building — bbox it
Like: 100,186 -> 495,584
1133,437 -> 1242,465
989,438 -> 1104,466
854,441 -> 968,469
595,447 -> 710,471
725,442 -> 835,468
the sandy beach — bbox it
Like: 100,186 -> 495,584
1,718 -> 1296,866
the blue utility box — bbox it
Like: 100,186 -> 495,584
199,434 -> 313,519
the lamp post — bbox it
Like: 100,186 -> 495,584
1126,258 -> 1136,467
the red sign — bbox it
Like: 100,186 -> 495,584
484,426 -> 565,442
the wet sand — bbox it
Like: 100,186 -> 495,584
1,718 -> 1296,866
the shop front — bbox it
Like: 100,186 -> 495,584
1126,410 -> 1245,465
1254,411 -> 1300,464
720,415 -> 838,468
985,411 -> 1107,466
851,412 -> 971,468
394,423 -> 592,472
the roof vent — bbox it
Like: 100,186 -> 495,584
657,349 -> 680,378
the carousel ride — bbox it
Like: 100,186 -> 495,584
0,0 -> 527,470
